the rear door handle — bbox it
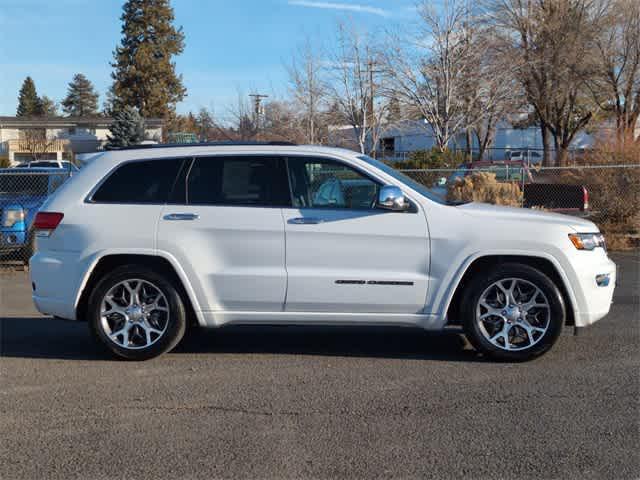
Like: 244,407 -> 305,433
288,217 -> 324,225
163,213 -> 199,221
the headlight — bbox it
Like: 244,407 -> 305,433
569,232 -> 606,251
2,208 -> 26,228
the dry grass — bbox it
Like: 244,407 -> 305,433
447,172 -> 523,206
565,141 -> 640,250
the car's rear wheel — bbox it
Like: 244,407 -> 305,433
461,263 -> 565,361
87,265 -> 186,360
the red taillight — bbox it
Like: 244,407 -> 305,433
33,212 -> 64,231
582,186 -> 589,211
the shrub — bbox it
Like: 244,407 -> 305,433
394,148 -> 465,170
390,148 -> 466,187
0,156 -> 10,168
447,172 -> 523,207
561,141 -> 640,237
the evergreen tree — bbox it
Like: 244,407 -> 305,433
40,96 -> 59,117
16,77 -> 43,116
62,73 -> 99,116
110,0 -> 186,119
105,106 -> 145,149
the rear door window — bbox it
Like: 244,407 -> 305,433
91,158 -> 183,204
186,156 -> 291,207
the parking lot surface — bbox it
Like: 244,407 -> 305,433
0,253 -> 638,479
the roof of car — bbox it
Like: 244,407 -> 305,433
112,141 -> 297,150
97,143 -> 363,162
0,167 -> 69,173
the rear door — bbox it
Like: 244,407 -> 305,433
282,156 -> 430,314
157,155 -> 290,313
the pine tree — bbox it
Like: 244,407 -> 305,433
62,74 -> 99,117
105,106 -> 145,149
16,77 -> 44,116
110,0 -> 186,119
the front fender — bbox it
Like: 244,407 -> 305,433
429,248 -> 579,327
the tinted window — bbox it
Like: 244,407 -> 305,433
186,156 -> 290,207
92,159 -> 183,204
287,157 -> 379,210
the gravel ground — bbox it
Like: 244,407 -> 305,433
0,252 -> 638,480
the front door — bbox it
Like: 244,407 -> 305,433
157,155 -> 291,313
282,156 -> 430,314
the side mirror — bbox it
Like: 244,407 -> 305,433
377,185 -> 410,211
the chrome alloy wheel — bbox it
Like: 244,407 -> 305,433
476,278 -> 551,352
100,279 -> 170,350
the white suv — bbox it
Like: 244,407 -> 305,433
29,143 -> 616,361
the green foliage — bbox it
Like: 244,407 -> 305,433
110,0 -> 186,119
16,77 -> 43,116
388,148 -> 466,187
105,106 -> 145,149
62,74 -> 99,117
392,148 -> 465,170
0,156 -> 11,168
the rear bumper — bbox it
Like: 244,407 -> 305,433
30,250 -> 91,320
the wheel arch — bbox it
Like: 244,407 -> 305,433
75,253 -> 203,326
445,254 -> 577,327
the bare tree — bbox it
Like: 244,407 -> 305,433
224,92 -> 259,141
325,23 -> 387,155
19,129 -> 60,161
490,0 -> 606,165
589,0 -> 640,143
288,38 -> 327,144
466,30 -> 523,160
384,0 -> 481,152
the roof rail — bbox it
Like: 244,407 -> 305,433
111,141 -> 297,151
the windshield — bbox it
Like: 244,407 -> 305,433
358,155 -> 458,205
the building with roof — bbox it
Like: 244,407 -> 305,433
0,116 -> 163,165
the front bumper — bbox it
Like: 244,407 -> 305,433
570,250 -> 616,327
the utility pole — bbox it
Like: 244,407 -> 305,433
366,55 -> 383,158
249,93 -> 269,138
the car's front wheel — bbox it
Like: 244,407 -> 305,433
87,265 -> 187,360
461,263 -> 565,361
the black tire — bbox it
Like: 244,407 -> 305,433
461,263 -> 565,361
87,265 -> 187,360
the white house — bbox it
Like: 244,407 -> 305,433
372,119 -> 596,161
0,116 -> 163,165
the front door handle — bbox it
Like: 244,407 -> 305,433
163,213 -> 199,221
288,217 -> 324,225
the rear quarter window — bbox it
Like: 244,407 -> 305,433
91,158 -> 183,204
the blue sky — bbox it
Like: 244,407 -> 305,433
0,0 -> 417,116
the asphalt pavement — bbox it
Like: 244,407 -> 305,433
0,253 -> 638,479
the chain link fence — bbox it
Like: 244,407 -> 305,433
0,163 -> 637,272
0,170 -> 71,269
399,164 -> 640,250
